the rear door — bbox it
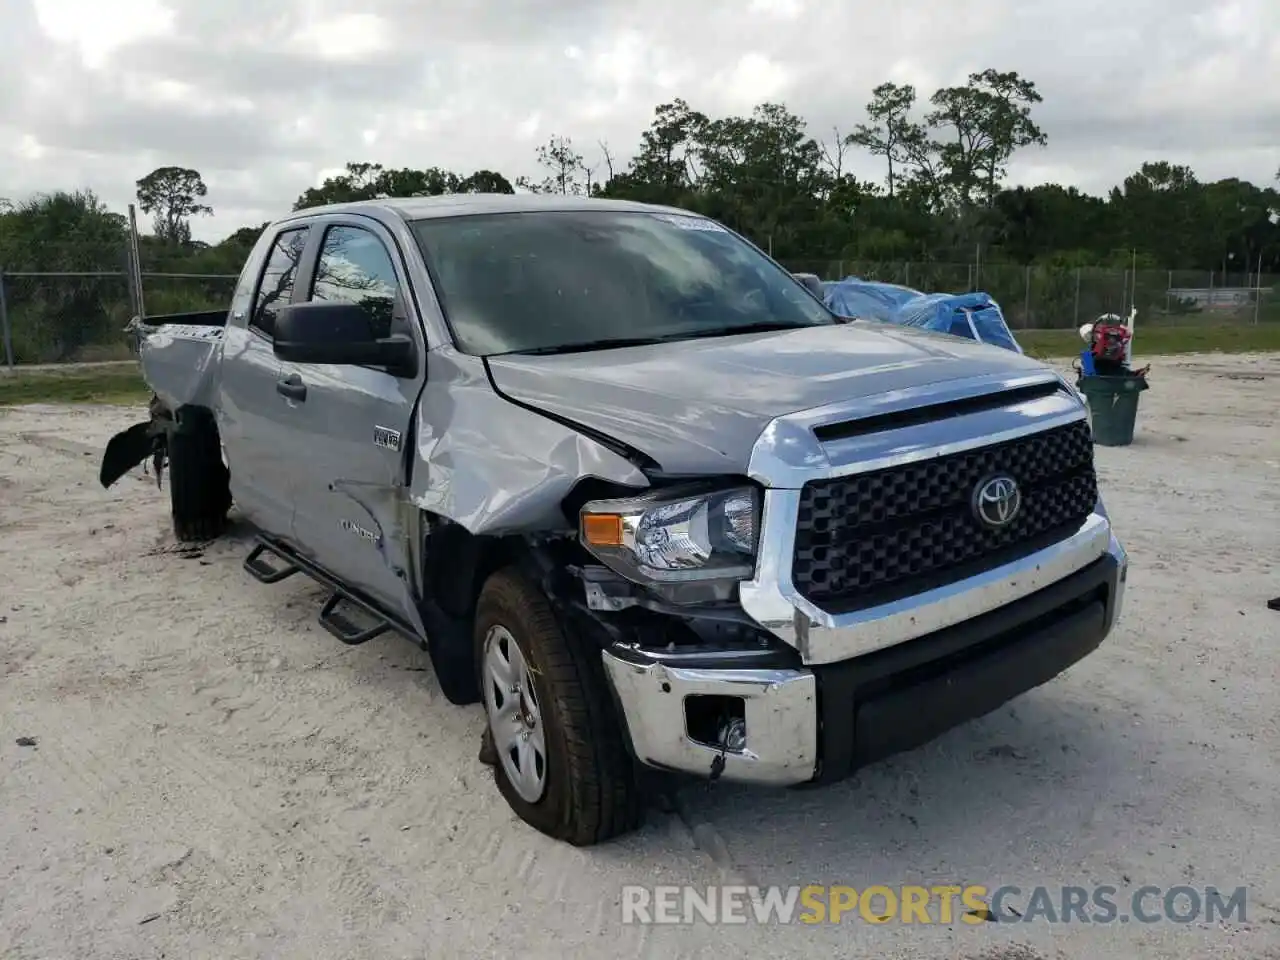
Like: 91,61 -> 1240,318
216,224 -> 312,539
271,215 -> 425,618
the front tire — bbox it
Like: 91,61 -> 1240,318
474,567 -> 642,845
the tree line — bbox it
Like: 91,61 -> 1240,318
2,69 -> 1278,360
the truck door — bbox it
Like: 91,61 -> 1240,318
271,216 -> 425,619
216,224 -> 312,540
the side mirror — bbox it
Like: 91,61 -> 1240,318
792,272 -> 825,301
272,301 -> 418,378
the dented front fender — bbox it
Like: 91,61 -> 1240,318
408,350 -> 651,536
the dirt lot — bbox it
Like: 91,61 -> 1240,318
1,352 -> 1277,960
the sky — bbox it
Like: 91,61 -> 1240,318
2,0 -> 1278,243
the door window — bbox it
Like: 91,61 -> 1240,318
250,226 -> 310,338
309,225 -> 401,341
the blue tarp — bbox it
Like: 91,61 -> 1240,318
821,277 -> 1022,353
822,279 -> 921,323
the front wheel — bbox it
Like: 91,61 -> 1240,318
474,567 -> 642,845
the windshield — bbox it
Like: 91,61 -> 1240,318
409,209 -> 835,355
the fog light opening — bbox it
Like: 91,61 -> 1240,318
685,694 -> 747,753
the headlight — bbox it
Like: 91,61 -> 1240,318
579,485 -> 759,584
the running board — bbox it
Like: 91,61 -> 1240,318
319,592 -> 390,646
244,542 -> 300,583
242,535 -> 409,648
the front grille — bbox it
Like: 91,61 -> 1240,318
792,419 -> 1097,612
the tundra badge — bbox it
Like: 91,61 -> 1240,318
339,519 -> 379,543
373,426 -> 402,451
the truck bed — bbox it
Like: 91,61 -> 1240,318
135,309 -> 230,328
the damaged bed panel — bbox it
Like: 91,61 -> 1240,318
408,350 -> 651,535
133,319 -> 228,411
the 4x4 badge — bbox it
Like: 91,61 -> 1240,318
373,426 -> 402,451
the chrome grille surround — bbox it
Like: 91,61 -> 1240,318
738,370 -> 1114,665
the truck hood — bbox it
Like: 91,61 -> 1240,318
484,321 -> 1053,475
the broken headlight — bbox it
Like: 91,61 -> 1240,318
579,484 -> 759,584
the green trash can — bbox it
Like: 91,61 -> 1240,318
1076,373 -> 1149,447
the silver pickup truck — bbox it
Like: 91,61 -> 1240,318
99,195 -> 1128,845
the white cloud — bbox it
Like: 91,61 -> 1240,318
719,53 -> 792,108
516,113 -> 542,139
15,134 -> 47,161
290,12 -> 395,62
32,0 -> 175,69
748,0 -> 806,17
0,0 -> 1275,243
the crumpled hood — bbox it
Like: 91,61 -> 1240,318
485,321 -> 1051,475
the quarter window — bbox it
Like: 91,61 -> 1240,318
310,225 -> 401,341
251,227 -> 309,337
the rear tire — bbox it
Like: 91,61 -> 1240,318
474,567 -> 642,845
167,410 -> 232,543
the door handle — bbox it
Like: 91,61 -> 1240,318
276,373 -> 307,402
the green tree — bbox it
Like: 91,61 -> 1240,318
0,190 -> 129,359
927,70 -> 1047,208
846,83 -> 921,199
457,170 -> 515,194
294,163 -> 515,209
517,135 -> 586,195
136,166 -> 212,243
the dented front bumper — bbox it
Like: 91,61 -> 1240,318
602,536 -> 1126,786
602,650 -> 820,785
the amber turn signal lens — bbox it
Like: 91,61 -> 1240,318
582,513 -> 624,547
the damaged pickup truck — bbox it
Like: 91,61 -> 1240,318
100,195 -> 1129,845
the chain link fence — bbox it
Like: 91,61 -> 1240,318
782,261 -> 1279,331
1,261 -> 1276,367
0,270 -> 237,365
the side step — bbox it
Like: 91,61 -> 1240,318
244,542 -> 300,583
243,536 -> 401,648
319,593 -> 390,646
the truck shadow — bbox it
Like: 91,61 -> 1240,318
658,686 -> 1149,884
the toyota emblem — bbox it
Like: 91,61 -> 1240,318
973,475 -> 1022,528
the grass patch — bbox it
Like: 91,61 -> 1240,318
1020,323 -> 1280,360
0,365 -> 150,406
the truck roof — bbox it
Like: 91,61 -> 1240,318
284,193 -> 692,224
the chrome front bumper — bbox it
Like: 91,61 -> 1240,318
600,651 -> 819,785
601,519 -> 1127,788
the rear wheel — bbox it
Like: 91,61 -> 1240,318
167,409 -> 232,542
474,567 -> 642,845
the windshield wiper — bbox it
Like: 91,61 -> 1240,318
685,320 -> 830,338
497,321 -> 831,357
499,334 -> 696,356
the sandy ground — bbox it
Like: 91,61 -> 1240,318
1,352 -> 1277,960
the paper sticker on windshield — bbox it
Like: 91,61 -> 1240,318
651,213 -> 725,232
